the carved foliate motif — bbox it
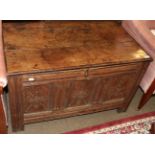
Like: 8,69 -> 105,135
23,70 -> 137,114
23,84 -> 50,113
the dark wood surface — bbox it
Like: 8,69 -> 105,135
3,21 -> 151,131
150,122 -> 155,134
0,87 -> 7,133
138,78 -> 155,109
3,21 -> 150,75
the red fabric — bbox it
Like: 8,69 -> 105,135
65,111 -> 155,134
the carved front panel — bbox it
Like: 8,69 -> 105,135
88,72 -> 137,104
22,67 -> 138,115
23,84 -> 50,113
49,79 -> 91,110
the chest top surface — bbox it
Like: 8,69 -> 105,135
3,21 -> 150,75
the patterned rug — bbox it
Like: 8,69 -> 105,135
65,111 -> 155,134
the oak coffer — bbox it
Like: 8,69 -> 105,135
3,21 -> 151,131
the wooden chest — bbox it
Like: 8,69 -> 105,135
3,21 -> 151,131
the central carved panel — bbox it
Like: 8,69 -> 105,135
22,70 -> 137,114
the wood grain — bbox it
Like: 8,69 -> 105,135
3,21 -> 150,75
3,21 -> 151,131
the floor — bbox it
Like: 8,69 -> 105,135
9,88 -> 155,134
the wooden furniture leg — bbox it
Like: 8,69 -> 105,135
150,123 -> 155,134
138,79 -> 155,109
0,87 -> 7,134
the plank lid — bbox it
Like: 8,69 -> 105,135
3,21 -> 151,75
